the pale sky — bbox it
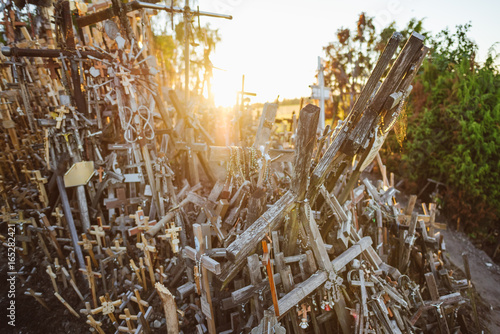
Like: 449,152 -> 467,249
196,0 -> 500,107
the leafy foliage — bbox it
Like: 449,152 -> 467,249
399,25 -> 500,231
151,1 -> 221,102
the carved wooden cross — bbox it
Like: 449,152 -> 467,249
158,222 -> 182,253
79,255 -> 102,308
91,295 -> 122,325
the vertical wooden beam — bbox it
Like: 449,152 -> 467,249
193,224 -> 216,334
155,283 -> 179,334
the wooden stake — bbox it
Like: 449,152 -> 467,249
155,283 -> 180,334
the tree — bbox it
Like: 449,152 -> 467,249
398,24 -> 500,232
323,13 -> 426,121
152,2 -> 221,104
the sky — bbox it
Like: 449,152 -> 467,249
195,0 -> 500,107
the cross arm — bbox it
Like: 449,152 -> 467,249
183,246 -> 221,275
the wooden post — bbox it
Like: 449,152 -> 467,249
193,223 -> 217,334
155,283 -> 180,334
262,239 -> 279,316
247,254 -> 264,322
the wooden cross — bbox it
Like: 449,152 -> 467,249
158,222 -> 182,253
130,259 -> 144,287
53,258 -> 67,289
155,265 -> 166,285
136,233 -> 157,288
131,289 -> 149,315
105,188 -> 132,215
86,314 -> 105,334
51,206 -> 65,237
109,239 -> 127,267
128,207 -> 157,236
97,166 -> 105,183
29,170 -> 49,207
118,308 -> 138,332
193,223 -> 216,334
24,288 -> 49,310
139,257 -> 147,291
96,216 -> 111,231
79,256 -> 102,308
9,211 -> 33,255
114,214 -> 135,246
89,225 -> 106,248
37,213 -> 64,259
91,295 -> 121,325
1,12 -> 15,42
78,234 -> 98,267
43,58 -> 61,80
54,106 -> 70,129
297,303 -> 311,329
94,62 -> 107,77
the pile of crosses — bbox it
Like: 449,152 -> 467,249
0,1 -> 479,333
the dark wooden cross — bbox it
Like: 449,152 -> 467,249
43,58 -> 61,80
105,188 -> 132,215
94,62 -> 107,77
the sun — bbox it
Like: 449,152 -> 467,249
211,69 -> 239,108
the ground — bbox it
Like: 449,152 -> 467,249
441,228 -> 500,333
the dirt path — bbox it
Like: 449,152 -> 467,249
441,229 -> 500,333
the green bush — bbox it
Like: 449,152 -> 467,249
398,25 -> 500,231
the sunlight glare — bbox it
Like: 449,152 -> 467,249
211,69 -> 239,108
